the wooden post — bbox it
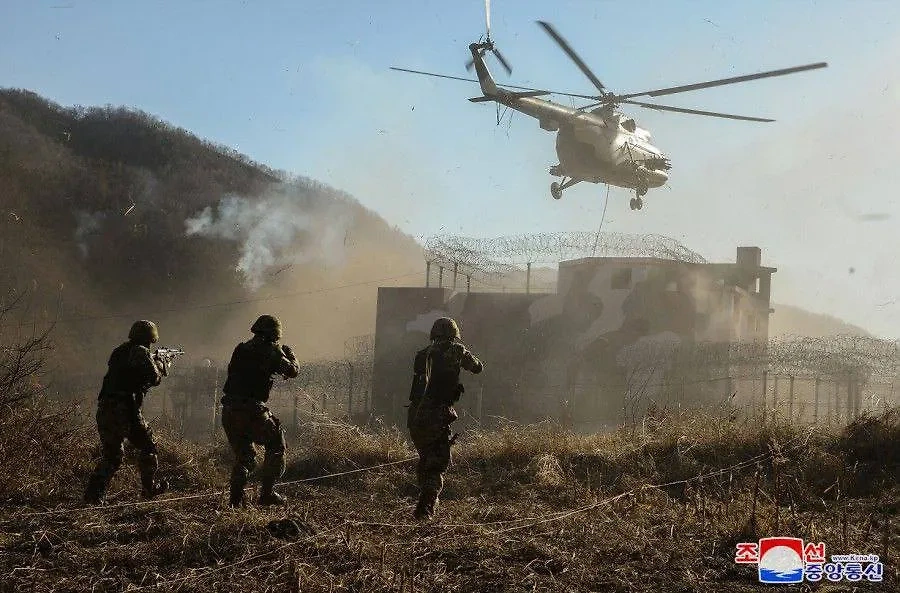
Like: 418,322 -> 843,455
438,266 -> 443,287
761,370 -> 768,423
526,262 -> 532,294
466,275 -> 471,293
322,391 -> 327,417
425,261 -> 431,287
814,376 -> 820,424
452,261 -> 458,289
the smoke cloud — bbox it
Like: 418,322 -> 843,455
185,183 -> 354,291
74,211 -> 106,258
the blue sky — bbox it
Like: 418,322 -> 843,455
3,0 -> 900,336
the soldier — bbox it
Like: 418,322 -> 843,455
221,315 -> 300,508
83,320 -> 170,504
407,317 -> 483,520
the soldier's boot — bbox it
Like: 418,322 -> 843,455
229,465 -> 249,508
258,480 -> 286,506
257,448 -> 286,506
413,489 -> 437,521
138,453 -> 169,499
83,472 -> 110,505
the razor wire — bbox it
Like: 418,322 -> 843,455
424,231 -> 708,285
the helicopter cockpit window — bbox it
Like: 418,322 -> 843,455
621,118 -> 636,132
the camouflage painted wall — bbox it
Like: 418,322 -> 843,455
373,251 -> 775,429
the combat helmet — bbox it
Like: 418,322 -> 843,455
251,315 -> 282,340
129,320 -> 159,344
430,317 -> 459,341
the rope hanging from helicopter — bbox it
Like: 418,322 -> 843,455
495,100 -> 513,128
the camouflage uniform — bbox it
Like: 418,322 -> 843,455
407,318 -> 483,520
84,320 -> 169,504
221,315 -> 300,507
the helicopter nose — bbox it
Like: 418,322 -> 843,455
646,168 -> 668,187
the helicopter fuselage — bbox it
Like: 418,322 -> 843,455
492,93 -> 670,191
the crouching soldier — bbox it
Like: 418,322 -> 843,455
407,317 -> 483,520
221,315 -> 300,507
84,320 -> 170,504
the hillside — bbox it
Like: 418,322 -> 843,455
0,89 -> 424,379
770,303 -> 872,338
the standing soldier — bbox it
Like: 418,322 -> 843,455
407,317 -> 483,520
83,320 -> 171,504
221,315 -> 300,508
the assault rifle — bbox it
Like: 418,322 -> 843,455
153,347 -> 186,374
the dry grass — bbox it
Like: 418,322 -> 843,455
1,404 -> 897,592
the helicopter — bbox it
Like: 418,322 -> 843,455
391,2 -> 827,211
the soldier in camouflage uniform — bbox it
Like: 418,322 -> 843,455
407,317 -> 483,520
221,315 -> 300,507
83,320 -> 171,504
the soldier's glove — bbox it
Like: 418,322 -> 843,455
281,345 -> 296,360
153,354 -> 169,376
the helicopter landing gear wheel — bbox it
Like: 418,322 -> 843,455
629,197 -> 644,211
551,182 -> 562,200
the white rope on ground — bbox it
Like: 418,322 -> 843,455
278,457 -> 417,487
15,457 -> 417,519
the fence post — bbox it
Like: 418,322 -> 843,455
212,366 -> 220,439
347,362 -> 354,423
773,376 -> 779,421
832,379 -> 839,423
761,371 -> 768,423
846,373 -> 852,423
814,376 -> 820,424
788,375 -> 795,422
322,391 -> 327,417
477,386 -> 483,426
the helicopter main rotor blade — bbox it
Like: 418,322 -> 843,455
390,66 -> 595,97
492,48 -> 513,75
536,21 -> 606,95
485,0 -> 491,40
616,62 -> 827,100
620,99 -> 774,122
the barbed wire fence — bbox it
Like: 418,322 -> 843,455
423,231 -> 706,293
558,334 -> 900,432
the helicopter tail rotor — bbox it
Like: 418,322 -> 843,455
465,0 -> 513,75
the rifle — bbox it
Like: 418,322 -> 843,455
153,347 -> 186,374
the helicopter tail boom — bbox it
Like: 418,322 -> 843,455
469,43 -> 500,97
470,90 -> 550,103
